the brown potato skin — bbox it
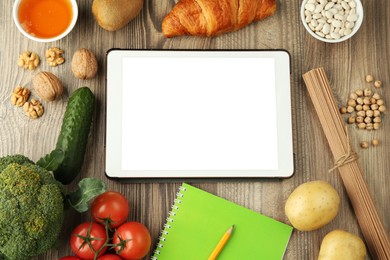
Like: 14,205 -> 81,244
92,0 -> 144,31
285,180 -> 340,231
318,230 -> 367,260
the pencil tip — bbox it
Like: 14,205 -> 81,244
228,225 -> 234,233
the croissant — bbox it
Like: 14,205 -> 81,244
162,0 -> 277,37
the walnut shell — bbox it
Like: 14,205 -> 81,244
32,71 -> 63,101
71,48 -> 98,80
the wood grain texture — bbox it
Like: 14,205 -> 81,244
0,0 -> 388,259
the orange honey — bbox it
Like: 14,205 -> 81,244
18,0 -> 73,38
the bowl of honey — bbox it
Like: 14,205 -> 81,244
13,0 -> 78,42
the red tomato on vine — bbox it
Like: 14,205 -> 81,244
91,191 -> 130,228
113,222 -> 151,260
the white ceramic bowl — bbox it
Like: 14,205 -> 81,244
12,0 -> 78,43
300,0 -> 363,43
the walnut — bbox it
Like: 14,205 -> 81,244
32,71 -> 63,101
23,98 -> 44,119
18,51 -> 40,70
11,86 -> 30,107
71,48 -> 98,80
46,47 -> 65,67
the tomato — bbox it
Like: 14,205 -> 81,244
59,257 -> 81,260
98,254 -> 123,260
70,222 -> 107,260
113,222 -> 151,260
91,191 -> 130,228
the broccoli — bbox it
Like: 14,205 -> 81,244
0,155 -> 64,260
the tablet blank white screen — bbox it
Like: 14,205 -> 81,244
121,57 -> 278,171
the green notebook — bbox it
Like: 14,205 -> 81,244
152,183 -> 293,260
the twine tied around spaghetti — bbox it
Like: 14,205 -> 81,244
329,128 -> 359,172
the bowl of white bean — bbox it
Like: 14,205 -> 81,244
301,0 -> 363,43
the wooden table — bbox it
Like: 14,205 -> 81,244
1,1 -> 389,259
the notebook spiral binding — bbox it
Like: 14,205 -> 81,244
151,185 -> 187,260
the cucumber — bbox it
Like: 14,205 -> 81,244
53,87 -> 95,184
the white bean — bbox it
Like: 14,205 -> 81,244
332,20 -> 342,27
322,23 -> 331,34
349,0 -> 356,8
318,18 -> 327,24
313,13 -> 323,19
344,28 -> 352,35
325,2 -> 335,10
334,13 -> 345,20
305,3 -> 316,12
341,1 -> 350,10
314,4 -> 324,13
331,31 -> 341,39
325,11 -> 334,19
303,0 -> 359,41
334,4 -> 343,10
347,13 -> 358,22
346,21 -> 355,29
319,0 -> 327,5
316,23 -> 324,31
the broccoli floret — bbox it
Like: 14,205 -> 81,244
0,155 -> 33,173
0,157 -> 64,260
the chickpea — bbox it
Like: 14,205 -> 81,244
371,104 -> 379,111
356,116 -> 364,123
357,111 -> 366,117
373,116 -> 381,123
365,110 -> 374,117
356,97 -> 364,105
378,105 -> 386,112
365,75 -> 374,83
366,123 -> 374,130
340,106 -> 347,114
372,139 -> 380,146
358,122 -> 366,129
363,88 -> 372,97
374,80 -> 382,88
350,93 -> 358,100
355,89 -> 364,97
348,99 -> 357,107
347,116 -> 356,124
363,105 -> 370,111
373,110 -> 381,117
373,123 -> 380,130
364,117 -> 372,123
372,93 -> 381,100
376,99 -> 384,106
360,141 -> 369,148
347,106 -> 355,113
363,97 -> 371,105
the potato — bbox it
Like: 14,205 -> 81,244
318,230 -> 367,260
92,0 -> 144,31
285,180 -> 340,231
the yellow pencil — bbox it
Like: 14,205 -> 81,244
208,225 -> 234,260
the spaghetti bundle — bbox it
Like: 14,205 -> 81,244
303,68 -> 390,259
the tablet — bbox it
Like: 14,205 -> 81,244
105,50 -> 293,179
